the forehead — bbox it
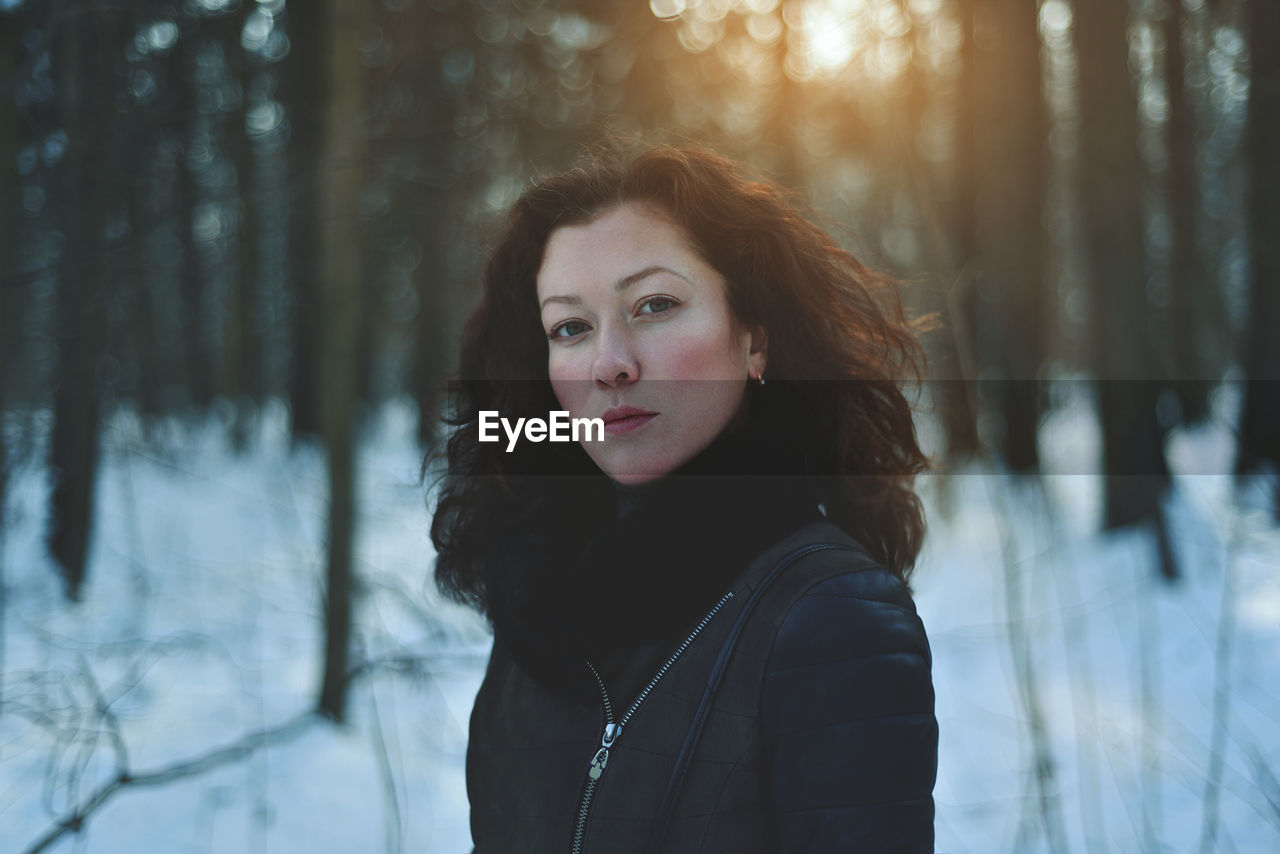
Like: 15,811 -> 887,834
536,203 -> 701,293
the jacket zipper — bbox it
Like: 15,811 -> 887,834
569,590 -> 736,854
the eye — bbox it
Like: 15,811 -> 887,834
548,319 -> 590,341
636,294 -> 679,316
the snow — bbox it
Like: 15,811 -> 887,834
1,396 -> 1277,853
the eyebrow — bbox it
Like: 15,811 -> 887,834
539,265 -> 690,311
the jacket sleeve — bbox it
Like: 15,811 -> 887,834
760,568 -> 937,853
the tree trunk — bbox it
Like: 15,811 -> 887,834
1164,0 -> 1215,424
170,26 -> 214,411
281,4 -> 326,441
226,4 -> 265,447
401,0 -> 469,448
1236,0 -> 1280,520
939,0 -> 982,460
1076,0 -> 1176,578
969,0 -> 1047,472
0,5 -> 19,407
47,6 -> 119,598
0,6 -> 20,404
120,1 -> 162,420
127,177 -> 163,418
0,3 -> 22,704
316,0 -> 367,723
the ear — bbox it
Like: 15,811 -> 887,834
746,324 -> 768,379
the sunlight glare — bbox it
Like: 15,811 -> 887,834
781,0 -> 879,78
874,1 -> 909,39
657,0 -> 944,84
650,0 -> 687,21
1039,0 -> 1072,38
907,0 -> 941,15
694,0 -> 734,23
783,51 -> 815,82
678,18 -> 724,53
746,12 -> 784,44
719,33 -> 763,72
797,2 -> 861,76
868,37 -> 909,79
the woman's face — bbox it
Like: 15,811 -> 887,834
536,202 -> 767,485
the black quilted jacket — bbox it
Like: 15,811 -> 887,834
466,520 -> 938,853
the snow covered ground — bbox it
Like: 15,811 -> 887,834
1,395 -> 1277,853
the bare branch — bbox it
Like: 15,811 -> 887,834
78,654 -> 129,773
367,684 -> 403,854
17,646 -> 473,854
1247,746 -> 1280,822
21,712 -> 317,854
1199,520 -> 1239,854
991,477 -> 1070,854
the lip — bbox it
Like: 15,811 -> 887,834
601,405 -> 658,436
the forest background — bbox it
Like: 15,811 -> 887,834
0,0 -> 1278,852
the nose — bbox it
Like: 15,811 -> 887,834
591,325 -> 639,388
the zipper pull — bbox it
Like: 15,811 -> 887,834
587,724 -> 623,781
588,747 -> 609,780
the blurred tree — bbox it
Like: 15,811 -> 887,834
169,20 -> 216,412
1,6 -> 19,405
966,0 -> 1048,472
868,1 -> 978,464
281,1 -> 325,441
0,3 -> 20,692
362,0 -> 461,424
613,5 -> 677,132
122,1 -> 170,420
1237,0 -> 1280,518
1163,0 -> 1215,424
355,20 -> 390,415
47,4 -> 124,599
1075,0 -> 1177,579
317,0 -> 368,723
763,15 -> 804,191
940,0 -> 983,460
225,2 -> 267,446
125,175 -> 161,417
393,0 -> 474,448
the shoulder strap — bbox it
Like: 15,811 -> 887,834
643,543 -> 856,854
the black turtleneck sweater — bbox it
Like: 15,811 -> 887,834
480,423 -> 822,707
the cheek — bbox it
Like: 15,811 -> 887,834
659,330 -> 745,380
547,353 -> 586,411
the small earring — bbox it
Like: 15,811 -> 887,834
756,372 -> 765,387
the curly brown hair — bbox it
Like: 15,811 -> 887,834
430,145 -> 928,613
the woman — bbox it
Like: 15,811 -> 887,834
432,146 -> 937,853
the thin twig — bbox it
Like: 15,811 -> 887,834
991,476 -> 1070,854
1246,746 -> 1280,822
1039,484 -> 1107,851
1136,533 -> 1163,852
19,647 -> 459,854
77,656 -> 129,773
368,682 -> 403,854
22,712 -> 317,854
1198,512 -> 1239,854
